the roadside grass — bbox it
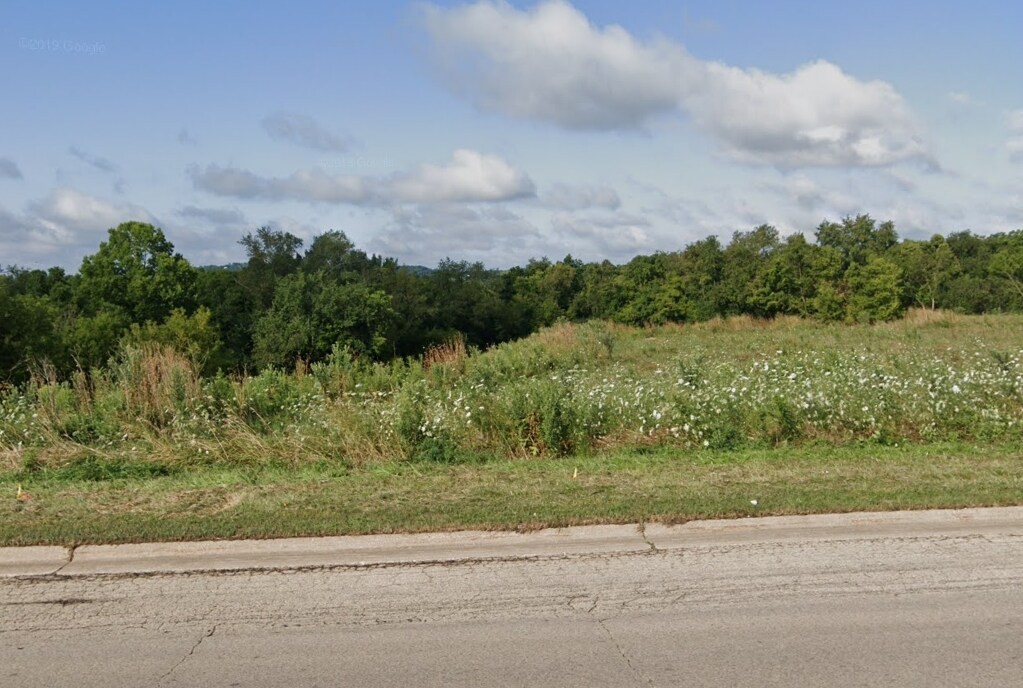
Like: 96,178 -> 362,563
2,440 -> 1021,546
2,311 -> 1023,546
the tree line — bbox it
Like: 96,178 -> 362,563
3,214 -> 1023,383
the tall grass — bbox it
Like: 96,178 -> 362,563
3,312 -> 1023,474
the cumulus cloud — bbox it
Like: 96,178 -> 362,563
370,203 -> 540,264
0,157 -> 22,179
420,0 -> 930,167
693,60 -> 928,167
190,149 -> 535,205
540,183 -> 620,210
29,188 -> 152,237
766,174 -> 859,216
420,0 -> 681,130
261,112 -> 353,152
550,211 -> 653,257
0,189 -> 154,267
68,146 -> 118,173
389,149 -> 535,202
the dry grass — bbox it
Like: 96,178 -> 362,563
423,334 -> 467,370
532,321 -> 580,351
900,307 -> 964,327
115,344 -> 201,427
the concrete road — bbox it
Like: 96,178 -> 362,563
2,509 -> 1022,687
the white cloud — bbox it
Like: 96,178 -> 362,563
371,203 -> 540,264
32,188 -> 151,231
420,0 -> 681,131
420,0 -> 930,168
540,183 -> 620,210
190,149 -> 535,205
1008,109 -> 1023,162
0,189 -> 154,267
766,174 -> 859,216
261,112 -> 353,152
1008,139 -> 1023,163
389,149 -> 535,203
0,157 -> 22,179
1008,109 -> 1023,133
693,60 -> 928,167
550,211 -> 653,258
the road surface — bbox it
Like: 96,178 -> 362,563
2,509 -> 1021,687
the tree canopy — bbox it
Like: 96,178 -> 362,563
3,215 -> 1023,383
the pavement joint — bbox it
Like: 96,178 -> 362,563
3,507 -> 1021,580
49,546 -> 76,576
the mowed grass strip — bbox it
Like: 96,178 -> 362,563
2,441 -> 1021,546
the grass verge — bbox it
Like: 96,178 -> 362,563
2,440 -> 1021,546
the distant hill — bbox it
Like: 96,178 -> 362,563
400,265 -> 434,276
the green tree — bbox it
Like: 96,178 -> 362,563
512,256 -> 581,328
77,222 -> 197,324
252,272 -> 396,368
569,260 -> 619,321
195,267 -> 257,371
238,226 -> 304,310
845,257 -> 905,322
719,224 -> 780,315
123,307 -> 224,373
889,235 -> 960,309
815,215 -> 898,268
749,233 -> 819,316
0,282 -> 63,382
988,230 -> 1023,303
66,308 -> 130,372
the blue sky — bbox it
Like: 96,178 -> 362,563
2,0 -> 1022,269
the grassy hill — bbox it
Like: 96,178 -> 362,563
2,310 -> 1022,545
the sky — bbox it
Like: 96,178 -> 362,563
2,0 -> 1023,270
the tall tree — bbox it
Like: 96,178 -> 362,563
238,226 -> 304,310
815,215 -> 898,268
888,235 -> 960,309
749,233 -> 819,316
76,222 -> 197,324
845,257 -> 905,323
719,225 -> 780,315
252,272 -> 395,368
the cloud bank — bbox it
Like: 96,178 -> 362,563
420,0 -> 930,167
190,149 -> 535,205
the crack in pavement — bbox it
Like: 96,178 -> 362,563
596,617 -> 653,686
13,549 -> 660,582
157,625 -> 217,685
48,546 -> 77,576
637,522 -> 657,552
